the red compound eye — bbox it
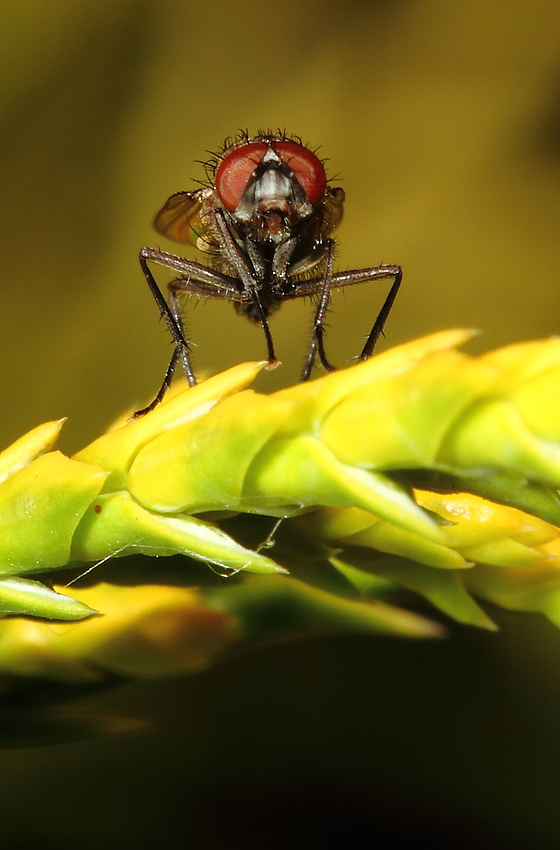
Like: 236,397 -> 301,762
216,142 -> 268,211
215,139 -> 327,211
273,140 -> 327,206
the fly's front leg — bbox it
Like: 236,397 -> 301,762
300,240 -> 336,381
213,210 -> 279,367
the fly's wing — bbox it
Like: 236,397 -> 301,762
153,190 -> 210,250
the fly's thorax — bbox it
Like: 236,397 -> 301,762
198,190 -> 224,251
325,186 -> 345,234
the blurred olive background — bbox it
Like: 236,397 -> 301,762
3,1 -> 560,847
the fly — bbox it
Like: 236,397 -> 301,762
135,130 -> 402,416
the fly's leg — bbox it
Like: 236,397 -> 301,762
300,240 -> 336,381
168,286 -> 194,382
140,248 -> 196,386
359,267 -> 402,359
130,286 -> 193,419
136,247 -> 250,415
281,263 -> 402,380
213,210 -> 279,368
130,347 -> 181,419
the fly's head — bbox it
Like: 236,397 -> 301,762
214,134 -> 333,245
151,132 -> 346,277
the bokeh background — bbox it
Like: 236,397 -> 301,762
3,1 -> 560,847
